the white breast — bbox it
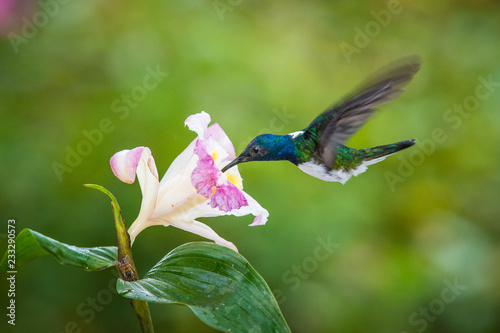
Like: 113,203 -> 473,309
298,156 -> 388,184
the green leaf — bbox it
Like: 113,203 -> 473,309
117,242 -> 290,333
0,228 -> 117,274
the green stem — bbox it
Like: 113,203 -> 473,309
129,299 -> 154,333
84,184 -> 154,333
110,200 -> 137,277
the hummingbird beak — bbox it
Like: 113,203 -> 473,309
221,156 -> 245,173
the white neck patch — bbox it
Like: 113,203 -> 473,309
287,130 -> 304,139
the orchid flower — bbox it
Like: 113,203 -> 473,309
110,111 -> 268,252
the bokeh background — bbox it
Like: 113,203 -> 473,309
1,1 -> 500,332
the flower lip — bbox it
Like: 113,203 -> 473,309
192,138 -> 248,212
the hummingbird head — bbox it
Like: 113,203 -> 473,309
221,134 -> 297,172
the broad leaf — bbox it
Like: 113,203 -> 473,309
0,228 -> 117,274
117,242 -> 290,333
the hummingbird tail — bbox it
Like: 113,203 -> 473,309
361,139 -> 416,162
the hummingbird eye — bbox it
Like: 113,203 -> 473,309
251,146 -> 261,155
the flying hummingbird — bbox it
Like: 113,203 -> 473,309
221,56 -> 421,183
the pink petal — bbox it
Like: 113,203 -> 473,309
209,182 -> 248,211
191,140 -> 219,198
110,147 -> 150,184
185,111 -> 211,139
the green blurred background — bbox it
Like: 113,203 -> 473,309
1,0 -> 500,332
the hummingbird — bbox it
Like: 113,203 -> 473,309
221,56 -> 421,183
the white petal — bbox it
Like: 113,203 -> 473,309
160,113 -> 216,186
224,166 -> 243,190
154,177 -> 207,220
127,149 -> 160,243
156,141 -> 206,219
170,187 -> 268,227
239,193 -> 269,226
206,123 -> 236,160
168,219 -> 238,252
170,200 -> 223,222
184,111 -> 211,139
128,217 -> 156,243
159,139 -> 197,198
204,136 -> 230,167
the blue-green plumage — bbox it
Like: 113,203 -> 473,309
241,134 -> 299,164
221,56 -> 421,183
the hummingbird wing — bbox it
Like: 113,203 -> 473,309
318,56 -> 421,168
